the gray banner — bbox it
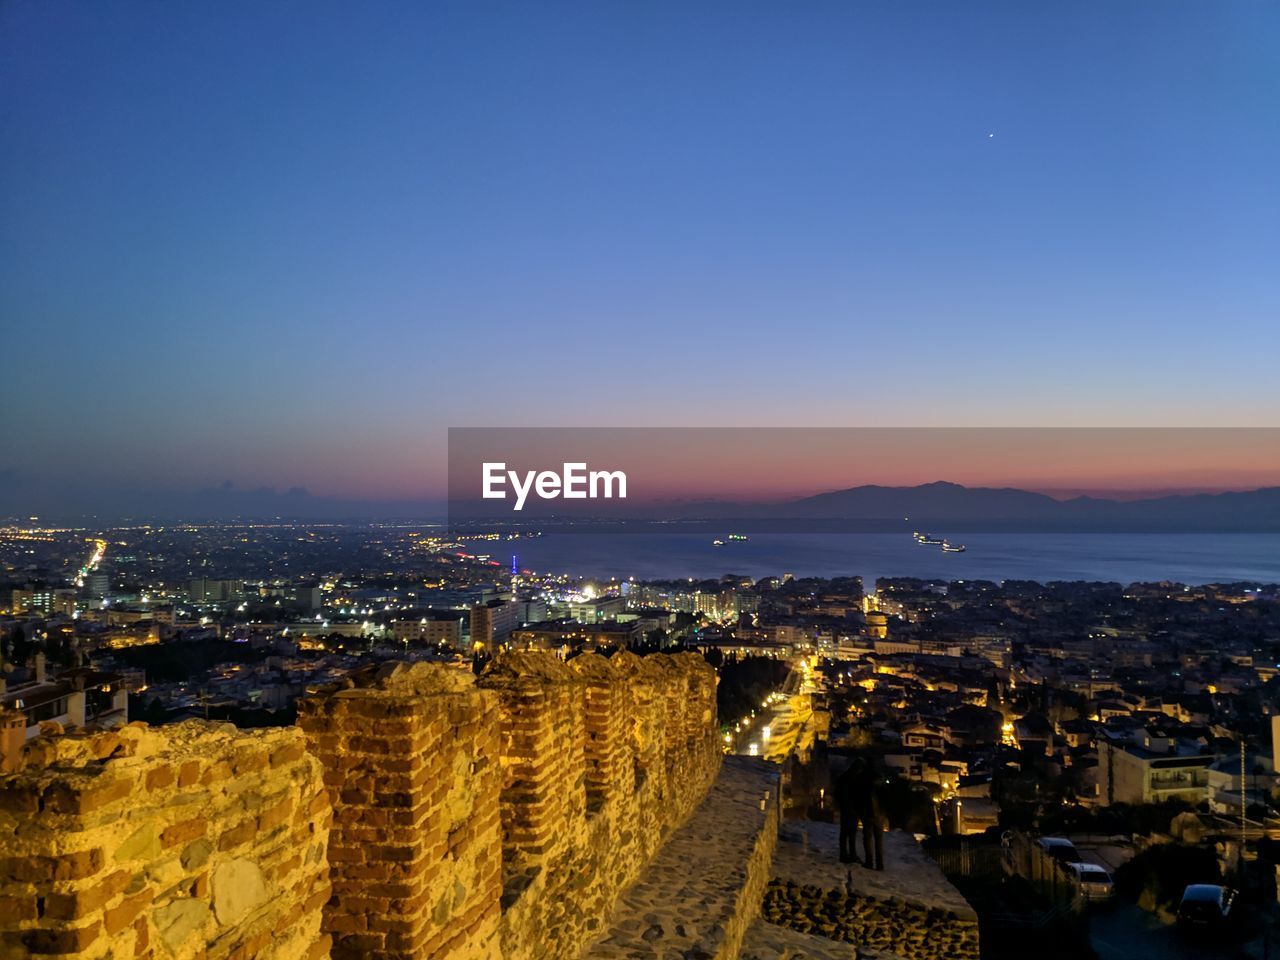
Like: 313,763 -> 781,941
447,427 -> 1280,533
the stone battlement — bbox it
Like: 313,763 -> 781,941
0,652 -> 721,960
0,722 -> 330,960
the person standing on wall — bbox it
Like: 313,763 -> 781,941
834,753 -> 885,870
854,754 -> 885,871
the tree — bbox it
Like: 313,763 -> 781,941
9,626 -> 34,667
1115,844 -> 1220,912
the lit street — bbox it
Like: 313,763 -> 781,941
726,656 -> 819,762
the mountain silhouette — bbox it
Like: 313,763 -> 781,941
774,481 -> 1280,530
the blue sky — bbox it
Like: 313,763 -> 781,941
2,1 -> 1277,508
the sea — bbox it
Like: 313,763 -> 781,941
494,532 -> 1280,586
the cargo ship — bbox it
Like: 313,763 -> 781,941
914,531 -> 966,552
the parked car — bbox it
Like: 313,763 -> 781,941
1177,884 -> 1236,935
1066,862 -> 1114,901
1036,836 -> 1080,864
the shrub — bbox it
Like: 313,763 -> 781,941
1114,843 -> 1220,911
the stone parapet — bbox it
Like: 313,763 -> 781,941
297,662 -> 502,960
0,721 -> 330,960
0,652 -> 722,960
480,652 -> 721,960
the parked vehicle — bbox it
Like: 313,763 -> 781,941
1066,862 -> 1113,901
1036,836 -> 1080,865
1177,884 -> 1236,935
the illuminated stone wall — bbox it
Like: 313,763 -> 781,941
477,651 -> 720,960
296,662 -> 503,960
0,722 -> 330,960
0,652 -> 720,960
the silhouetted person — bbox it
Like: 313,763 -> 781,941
834,757 -> 865,864
853,758 -> 884,871
833,755 -> 885,869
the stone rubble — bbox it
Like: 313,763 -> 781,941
740,917 -> 892,960
756,822 -> 979,960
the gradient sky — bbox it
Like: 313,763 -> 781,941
2,1 -> 1278,509
448,428 -> 1280,504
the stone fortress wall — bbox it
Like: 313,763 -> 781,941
0,651 -> 722,960
0,722 -> 330,960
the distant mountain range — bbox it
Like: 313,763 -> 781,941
771,480 -> 1280,530
444,480 -> 1280,531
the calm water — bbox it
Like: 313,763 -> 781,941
497,532 -> 1280,586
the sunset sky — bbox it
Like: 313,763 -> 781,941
448,429 -> 1280,506
3,2 -> 1278,513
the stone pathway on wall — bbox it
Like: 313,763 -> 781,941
769,821 -> 975,919
755,821 -> 980,960
580,757 -> 781,960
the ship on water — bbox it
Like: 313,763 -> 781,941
914,531 -> 966,552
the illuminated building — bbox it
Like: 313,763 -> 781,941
1097,739 -> 1213,805
391,614 -> 465,649
0,656 -> 129,749
567,595 -> 626,623
187,578 -> 245,603
7,587 -> 76,617
470,598 -> 520,649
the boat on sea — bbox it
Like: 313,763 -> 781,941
727,534 -> 748,542
712,539 -> 725,546
942,541 -> 966,553
914,532 -> 945,545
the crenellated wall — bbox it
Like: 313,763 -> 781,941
0,652 -> 719,960
477,651 -> 720,960
292,652 -> 719,960
295,661 -> 504,960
